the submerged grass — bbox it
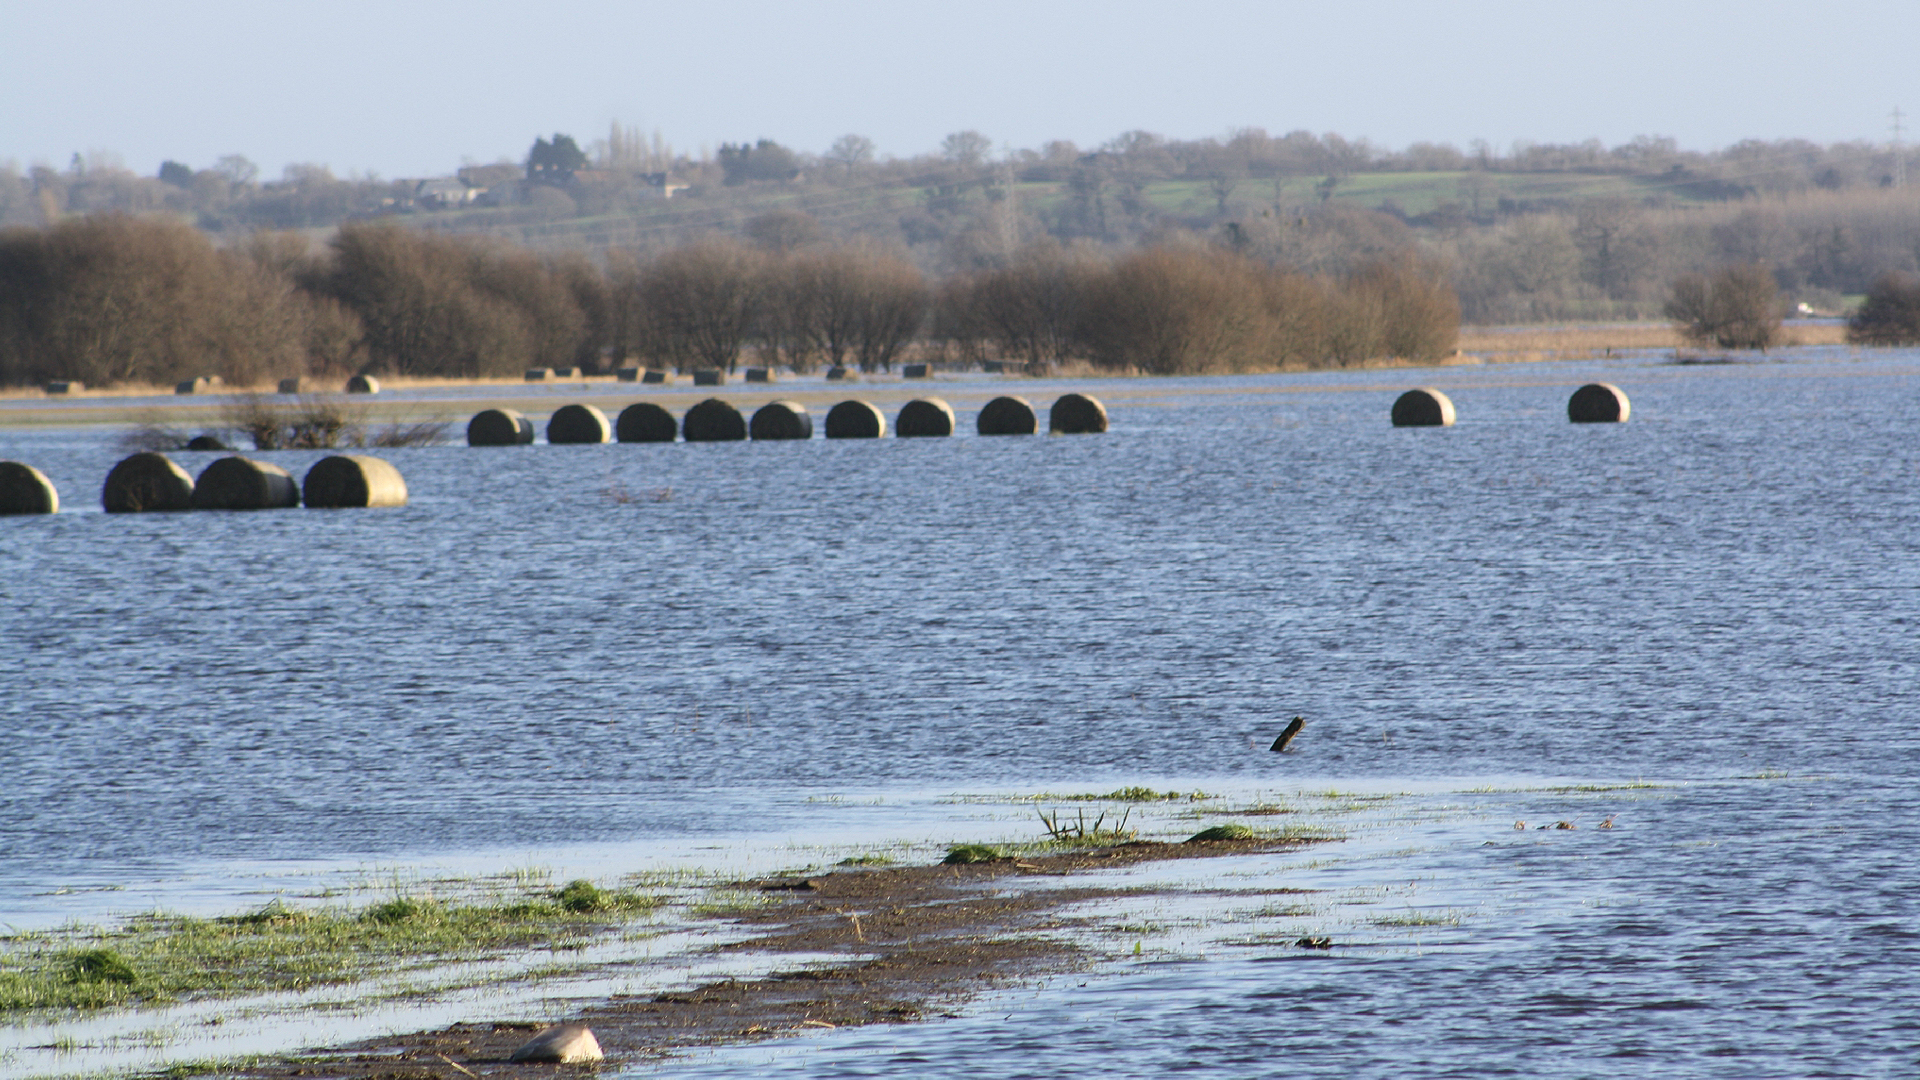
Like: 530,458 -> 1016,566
0,880 -> 662,1015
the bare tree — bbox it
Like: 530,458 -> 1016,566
633,240 -> 766,372
941,130 -> 993,169
1665,264 -> 1780,349
824,134 -> 875,179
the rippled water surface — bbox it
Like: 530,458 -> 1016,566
3,352 -> 1918,1076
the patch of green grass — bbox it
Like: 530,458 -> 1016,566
942,844 -> 1004,865
836,854 -> 894,867
1187,824 -> 1256,843
0,883 -> 664,1016
1370,910 -> 1466,928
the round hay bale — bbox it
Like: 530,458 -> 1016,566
895,397 -> 955,438
902,363 -> 930,379
1568,382 -> 1631,423
692,369 -> 726,386
825,366 -> 853,381
750,400 -> 813,441
467,408 -> 534,447
546,403 -> 611,444
744,367 -> 774,383
102,452 -> 194,513
46,380 -> 81,394
1048,393 -> 1108,434
682,398 -> 746,442
345,374 -> 380,394
175,377 -> 213,395
614,367 -> 640,382
641,369 -> 670,384
277,377 -> 306,395
1390,388 -> 1456,427
615,402 -> 677,443
825,399 -> 886,439
190,456 -> 299,511
976,395 -> 1037,436
0,461 -> 59,515
184,434 -> 229,451
302,455 -> 407,508
524,368 -> 553,382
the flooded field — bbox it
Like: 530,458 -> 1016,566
2,349 -> 1917,1077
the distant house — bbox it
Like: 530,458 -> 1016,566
414,178 -> 479,208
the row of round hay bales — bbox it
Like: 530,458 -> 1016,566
466,394 -> 1107,446
1391,383 -> 1632,427
82,452 -> 408,512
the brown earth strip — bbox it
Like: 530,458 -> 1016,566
232,838 -> 1319,1079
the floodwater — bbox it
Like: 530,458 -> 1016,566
2,350 -> 1918,1077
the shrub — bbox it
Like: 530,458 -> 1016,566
1664,264 -> 1781,350
1846,272 -> 1920,345
63,949 -> 137,985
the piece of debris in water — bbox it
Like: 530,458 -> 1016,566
1270,716 -> 1305,752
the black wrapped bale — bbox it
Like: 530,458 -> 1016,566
642,369 -> 669,384
744,367 -> 774,383
902,363 -> 930,378
102,452 -> 194,512
524,368 -> 553,382
896,398 -> 956,437
1049,393 -> 1109,434
302,455 -> 408,508
615,402 -> 677,443
976,395 -> 1037,436
682,398 -> 746,441
546,403 -> 612,444
1568,382 -> 1631,423
825,399 -> 887,439
554,366 -> 578,378
693,369 -> 726,386
1391,388 -> 1456,427
184,434 -> 229,451
615,367 -> 641,382
190,456 -> 299,511
0,461 -> 59,515
45,380 -> 81,394
175,377 -> 215,395
468,408 -> 535,446
345,375 -> 380,394
277,377 -> 306,394
826,366 -> 853,381
750,400 -> 813,440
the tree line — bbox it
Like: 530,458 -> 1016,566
0,215 -> 1460,389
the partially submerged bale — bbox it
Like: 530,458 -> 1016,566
276,377 -> 306,395
184,434 -> 229,451
546,403 -> 612,444
1390,388 -> 1456,427
345,375 -> 380,394
826,366 -> 853,381
1568,382 -> 1631,423
0,461 -> 59,514
1048,393 -> 1108,434
614,367 -> 640,382
509,1024 -> 603,1065
175,377 -> 215,395
682,397 -> 746,441
467,408 -> 534,446
45,380 -> 81,394
642,369 -> 670,384
302,455 -> 407,508
615,402 -> 677,443
693,369 -> 726,386
524,368 -> 553,382
902,363 -> 930,378
190,456 -> 299,511
102,452 -> 194,512
744,367 -> 774,383
825,399 -> 887,439
750,400 -> 813,440
895,397 -> 956,437
976,395 -> 1037,436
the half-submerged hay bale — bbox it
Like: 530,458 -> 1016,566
277,377 -> 306,395
1049,393 -> 1108,434
509,1024 -> 603,1064
345,375 -> 380,394
642,369 -> 670,384
302,455 -> 407,508
825,399 -> 886,439
1568,382 -> 1631,423
826,366 -> 854,381
0,461 -> 59,515
45,380 -> 81,395
615,402 -> 677,443
614,367 -> 641,382
693,369 -> 726,386
190,456 -> 299,511
175,376 -> 218,395
902,363 -> 931,379
184,434 -> 229,451
896,397 -> 956,437
546,403 -> 611,444
524,368 -> 553,382
102,452 -> 194,512
750,400 -> 813,440
976,395 -> 1037,436
1390,388 -> 1456,427
467,408 -> 535,446
681,398 -> 746,442
744,367 -> 774,383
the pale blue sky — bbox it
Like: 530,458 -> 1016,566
6,0 -> 1917,180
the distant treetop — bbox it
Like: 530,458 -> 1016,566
528,134 -> 589,182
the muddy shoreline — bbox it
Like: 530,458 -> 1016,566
231,838 -> 1319,1078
